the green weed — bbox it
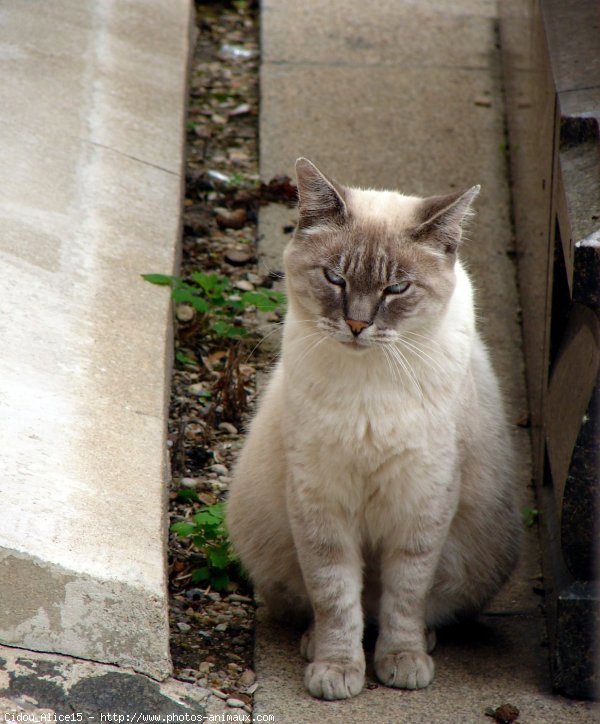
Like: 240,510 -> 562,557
171,501 -> 238,591
142,271 -> 285,341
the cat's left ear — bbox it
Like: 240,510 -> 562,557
413,185 -> 480,253
295,157 -> 348,232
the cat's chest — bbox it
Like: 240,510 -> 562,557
286,379 -> 446,459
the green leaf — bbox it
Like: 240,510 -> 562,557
208,546 -> 230,570
226,327 -> 247,338
171,287 -> 195,304
189,296 -> 210,314
175,351 -> 196,366
521,506 -> 539,528
142,273 -> 176,286
193,510 -> 222,526
176,488 -> 199,502
191,567 -> 211,583
171,522 -> 196,537
211,572 -> 230,591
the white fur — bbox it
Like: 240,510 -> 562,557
227,182 -> 520,701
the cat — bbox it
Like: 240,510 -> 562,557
226,157 -> 521,700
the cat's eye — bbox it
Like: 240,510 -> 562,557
324,268 -> 346,286
384,281 -> 411,295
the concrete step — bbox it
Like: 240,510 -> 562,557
0,0 -> 194,678
255,0 -> 598,721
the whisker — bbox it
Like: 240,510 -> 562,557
398,336 -> 450,383
388,344 -> 424,401
291,334 -> 328,373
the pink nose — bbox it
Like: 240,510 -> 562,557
346,318 -> 370,336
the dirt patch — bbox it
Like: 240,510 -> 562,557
165,0 -> 292,710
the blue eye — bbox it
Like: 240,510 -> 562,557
324,269 -> 346,286
385,281 -> 411,295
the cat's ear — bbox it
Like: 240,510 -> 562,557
413,185 -> 480,253
295,157 -> 347,231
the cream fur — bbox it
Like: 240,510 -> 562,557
227,166 -> 521,701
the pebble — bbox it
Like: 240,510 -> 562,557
224,249 -> 254,266
215,207 -> 247,230
176,304 -> 195,322
238,669 -> 256,688
229,150 -> 250,164
229,594 -> 252,603
474,96 -> 492,107
215,623 -> 228,632
180,477 -> 201,489
189,383 -> 209,396
176,622 -> 191,633
184,588 -> 204,601
209,480 -> 228,493
199,661 -> 214,674
234,279 -> 254,292
226,699 -> 245,709
211,463 -> 229,475
218,422 -> 238,435
228,103 -> 251,117
210,688 -> 227,700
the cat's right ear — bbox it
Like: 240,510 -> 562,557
295,157 -> 347,232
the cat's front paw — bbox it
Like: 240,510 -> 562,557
374,650 -> 434,690
305,660 -> 365,700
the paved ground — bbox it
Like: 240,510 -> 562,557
255,0 -> 598,722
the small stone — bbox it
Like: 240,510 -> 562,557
176,622 -> 191,633
246,272 -> 261,284
264,311 -> 280,323
211,463 -> 229,475
210,688 -> 227,700
228,103 -> 251,117
246,682 -> 258,695
234,279 -> 254,292
485,703 -> 520,723
215,623 -> 228,632
189,382 -> 210,396
215,207 -> 247,230
229,593 -> 252,603
176,304 -> 195,322
199,661 -> 214,674
226,698 -> 245,709
474,96 -> 492,107
180,477 -> 200,489
218,422 -> 239,434
211,114 -> 227,124
224,249 -> 254,266
238,669 -> 256,687
185,588 -> 205,601
207,591 -> 221,601
229,149 -> 250,164
210,481 -> 228,493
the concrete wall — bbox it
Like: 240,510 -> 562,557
0,0 -> 193,679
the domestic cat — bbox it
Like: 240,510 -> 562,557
226,158 -> 521,700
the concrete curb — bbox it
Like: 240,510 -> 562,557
0,0 -> 194,678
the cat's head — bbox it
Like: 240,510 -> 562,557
283,158 -> 479,350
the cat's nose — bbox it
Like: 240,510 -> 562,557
345,318 -> 371,336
